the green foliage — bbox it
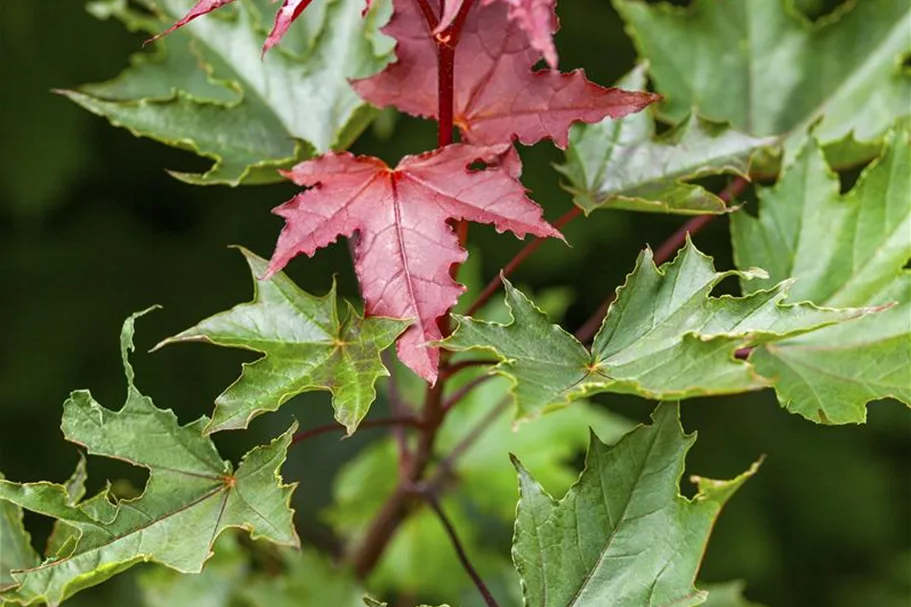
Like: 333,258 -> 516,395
0,312 -> 298,606
63,0 -> 393,184
615,0 -> 911,162
446,242 -> 865,419
2,0 -> 908,604
155,248 -> 408,434
559,66 -> 775,215
733,127 -> 911,423
512,403 -> 759,607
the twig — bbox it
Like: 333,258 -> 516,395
441,373 -> 495,412
466,207 -> 581,316
426,396 -> 512,493
574,177 -> 751,343
292,416 -> 420,445
441,358 -> 497,378
416,485 -> 500,607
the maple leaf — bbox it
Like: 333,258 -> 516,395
152,0 -> 316,55
353,0 -> 658,147
558,65 -> 776,215
437,0 -> 559,68
732,127 -> 911,424
0,311 -> 298,606
512,403 -> 760,607
155,247 -> 408,435
445,242 -> 868,419
64,0 -> 392,185
265,143 -> 563,384
615,0 -> 910,164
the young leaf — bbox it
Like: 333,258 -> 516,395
63,0 -> 392,185
353,0 -> 658,147
0,474 -> 39,594
155,247 -> 408,435
512,402 -> 759,607
266,143 -> 563,384
446,241 -> 867,419
615,0 -> 911,161
0,311 -> 299,606
558,65 -> 776,215
732,128 -> 911,424
152,0 -> 320,56
437,0 -> 559,68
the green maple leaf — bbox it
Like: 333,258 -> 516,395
364,599 -> 452,607
558,65 -> 775,215
155,247 -> 408,435
615,0 -> 911,163
0,311 -> 299,606
513,402 -> 759,607
732,126 -> 911,424
445,241 -> 865,420
62,0 -> 393,185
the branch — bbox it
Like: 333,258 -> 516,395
441,357 -> 497,378
466,206 -> 581,316
292,416 -> 420,445
574,177 -> 751,343
415,484 -> 500,607
441,373 -> 495,412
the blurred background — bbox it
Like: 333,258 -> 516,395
0,0 -> 908,605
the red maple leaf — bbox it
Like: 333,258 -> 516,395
265,144 -> 563,383
437,0 -> 559,68
149,0 -> 325,54
353,0 -> 659,148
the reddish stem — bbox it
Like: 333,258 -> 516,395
441,358 -> 497,378
574,177 -> 751,343
466,206 -> 581,317
413,0 -> 440,29
349,0 -> 485,580
292,416 -> 419,445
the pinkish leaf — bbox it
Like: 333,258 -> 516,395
263,0 -> 315,55
147,0 -> 237,45
266,144 -> 563,383
355,0 -> 658,147
438,0 -> 559,68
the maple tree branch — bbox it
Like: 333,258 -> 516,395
466,206 -> 581,316
291,416 -> 420,445
441,357 -> 497,378
350,380 -> 448,577
574,176 -> 751,343
442,373 -> 494,412
415,484 -> 500,607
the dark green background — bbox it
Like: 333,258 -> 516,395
0,1 -> 908,605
